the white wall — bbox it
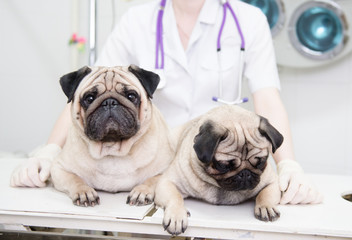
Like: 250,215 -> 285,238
0,0 -> 151,155
279,54 -> 352,175
0,0 -> 351,175
0,0 -> 72,154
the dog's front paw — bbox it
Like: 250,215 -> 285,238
254,204 -> 280,222
126,184 -> 154,206
71,185 -> 100,207
163,206 -> 190,236
127,184 -> 154,206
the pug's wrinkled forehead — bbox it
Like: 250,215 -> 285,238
76,66 -> 145,100
60,65 -> 160,104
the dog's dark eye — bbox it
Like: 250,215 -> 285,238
80,93 -> 97,110
254,156 -> 267,170
126,91 -> 139,104
85,94 -> 95,104
213,160 -> 230,174
80,87 -> 98,110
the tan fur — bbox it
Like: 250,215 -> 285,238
51,66 -> 176,206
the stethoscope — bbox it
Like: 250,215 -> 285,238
155,0 -> 248,105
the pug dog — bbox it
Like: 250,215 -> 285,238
138,105 -> 284,235
50,65 -> 175,207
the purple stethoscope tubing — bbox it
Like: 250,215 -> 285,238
214,0 -> 247,105
155,0 -> 248,105
217,0 -> 245,51
155,0 -> 166,69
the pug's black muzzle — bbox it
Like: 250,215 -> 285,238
85,97 -> 139,142
217,169 -> 260,191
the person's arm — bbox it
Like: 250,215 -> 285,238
252,87 -> 295,161
47,104 -> 71,147
10,104 -> 71,188
253,87 -> 323,204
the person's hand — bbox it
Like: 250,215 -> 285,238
277,159 -> 324,204
10,144 -> 62,188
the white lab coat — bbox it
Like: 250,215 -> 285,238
95,0 -> 280,128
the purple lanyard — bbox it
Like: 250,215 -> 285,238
155,0 -> 166,69
217,0 -> 245,51
155,0 -> 245,69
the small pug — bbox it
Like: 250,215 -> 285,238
131,105 -> 284,235
50,65 -> 175,206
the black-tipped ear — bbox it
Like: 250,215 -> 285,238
258,116 -> 284,153
193,120 -> 228,164
128,65 -> 160,98
60,66 -> 92,103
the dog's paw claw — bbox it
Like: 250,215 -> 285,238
163,219 -> 171,231
163,206 -> 189,236
72,186 -> 100,207
127,184 -> 154,206
255,205 -> 280,222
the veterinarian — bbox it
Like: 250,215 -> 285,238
10,0 -> 323,205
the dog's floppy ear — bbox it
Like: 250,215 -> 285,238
60,66 -> 92,103
128,64 -> 160,98
258,116 -> 284,153
193,120 -> 228,164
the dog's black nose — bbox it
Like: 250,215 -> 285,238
238,169 -> 252,181
101,98 -> 118,109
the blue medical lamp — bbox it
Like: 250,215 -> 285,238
288,1 -> 347,60
241,0 -> 285,36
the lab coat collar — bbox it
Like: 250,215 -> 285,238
199,0 -> 220,25
151,0 -> 220,33
150,0 -> 220,32
187,0 -> 220,54
150,0 -> 221,72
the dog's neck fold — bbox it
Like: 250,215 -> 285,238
86,141 -> 128,159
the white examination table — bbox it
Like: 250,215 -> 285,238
0,158 -> 351,239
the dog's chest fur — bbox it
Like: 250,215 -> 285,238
60,154 -> 164,192
58,123 -> 171,192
